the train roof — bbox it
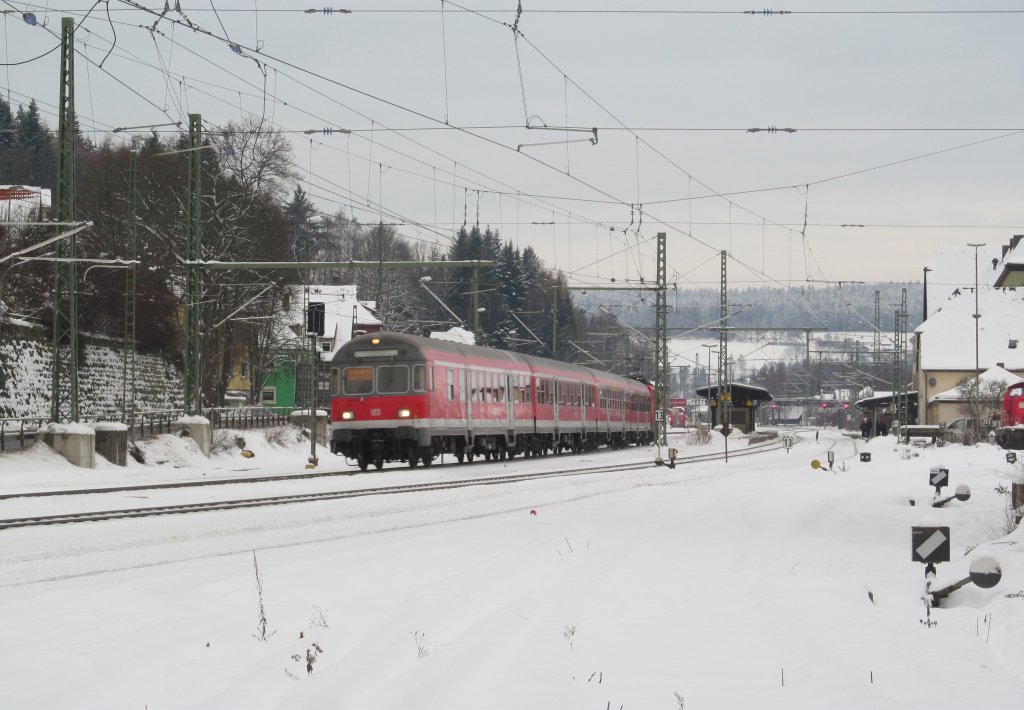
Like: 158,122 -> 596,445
334,332 -> 650,391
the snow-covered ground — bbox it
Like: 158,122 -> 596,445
1,427 -> 1023,709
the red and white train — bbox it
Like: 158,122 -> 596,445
328,332 -> 655,470
995,380 -> 1024,450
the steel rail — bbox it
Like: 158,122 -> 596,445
0,435 -> 792,530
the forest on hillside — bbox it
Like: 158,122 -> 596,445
577,282 -> 924,335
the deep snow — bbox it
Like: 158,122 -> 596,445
1,427 -> 1022,709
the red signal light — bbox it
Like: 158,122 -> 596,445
843,402 -> 849,409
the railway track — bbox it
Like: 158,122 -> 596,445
0,434 -> 793,530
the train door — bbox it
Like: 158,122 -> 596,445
553,380 -> 561,439
505,373 -> 514,431
580,382 -> 587,436
463,367 -> 472,437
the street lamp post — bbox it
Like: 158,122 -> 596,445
967,244 -> 985,377
922,266 -> 932,322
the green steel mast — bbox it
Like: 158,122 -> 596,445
51,17 -> 78,422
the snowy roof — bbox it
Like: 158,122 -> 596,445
428,326 -> 476,345
928,365 -> 1024,403
284,284 -> 381,360
994,237 -> 1024,287
915,286 -> 1024,371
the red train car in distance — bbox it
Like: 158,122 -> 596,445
328,332 -> 655,470
995,381 -> 1024,450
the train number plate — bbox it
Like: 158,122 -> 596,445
370,408 -> 381,417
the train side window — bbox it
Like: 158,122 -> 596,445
343,366 -> 374,395
412,365 -> 426,392
377,365 -> 410,394
329,367 -> 341,396
447,369 -> 455,400
1011,387 -> 1023,397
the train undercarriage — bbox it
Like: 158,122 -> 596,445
331,428 -> 655,471
995,426 -> 1024,451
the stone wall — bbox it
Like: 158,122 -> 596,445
0,321 -> 183,420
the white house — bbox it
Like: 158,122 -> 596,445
914,239 -> 1024,424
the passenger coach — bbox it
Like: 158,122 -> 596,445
328,332 -> 654,470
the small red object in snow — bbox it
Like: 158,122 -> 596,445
529,509 -> 537,516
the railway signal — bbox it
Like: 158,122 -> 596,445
933,484 -> 971,508
930,557 -> 1003,602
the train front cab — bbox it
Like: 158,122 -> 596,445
330,334 -> 435,470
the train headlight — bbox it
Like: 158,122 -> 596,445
397,408 -> 412,419
341,411 -> 355,420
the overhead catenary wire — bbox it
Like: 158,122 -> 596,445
12,5 -> 1024,14
0,12 -> 633,258
4,0 -> 1007,293
12,0 -> 999,274
73,0 -> 682,277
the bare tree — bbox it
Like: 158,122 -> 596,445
955,375 -> 1008,443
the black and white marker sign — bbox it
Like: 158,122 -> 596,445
912,526 -> 950,564
929,467 -> 949,489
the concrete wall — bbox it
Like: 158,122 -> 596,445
0,321 -> 183,420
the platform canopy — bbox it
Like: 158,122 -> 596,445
855,391 -> 918,411
694,383 -> 773,406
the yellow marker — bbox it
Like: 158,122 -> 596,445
811,459 -> 821,469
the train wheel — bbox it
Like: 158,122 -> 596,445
408,453 -> 418,468
374,451 -> 384,470
357,451 -> 369,472
422,453 -> 432,468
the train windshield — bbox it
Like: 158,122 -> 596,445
377,365 -> 410,394
342,367 -> 374,395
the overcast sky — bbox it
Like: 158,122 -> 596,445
3,1 -> 1022,292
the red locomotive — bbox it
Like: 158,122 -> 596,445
995,381 -> 1024,450
328,332 -> 655,470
